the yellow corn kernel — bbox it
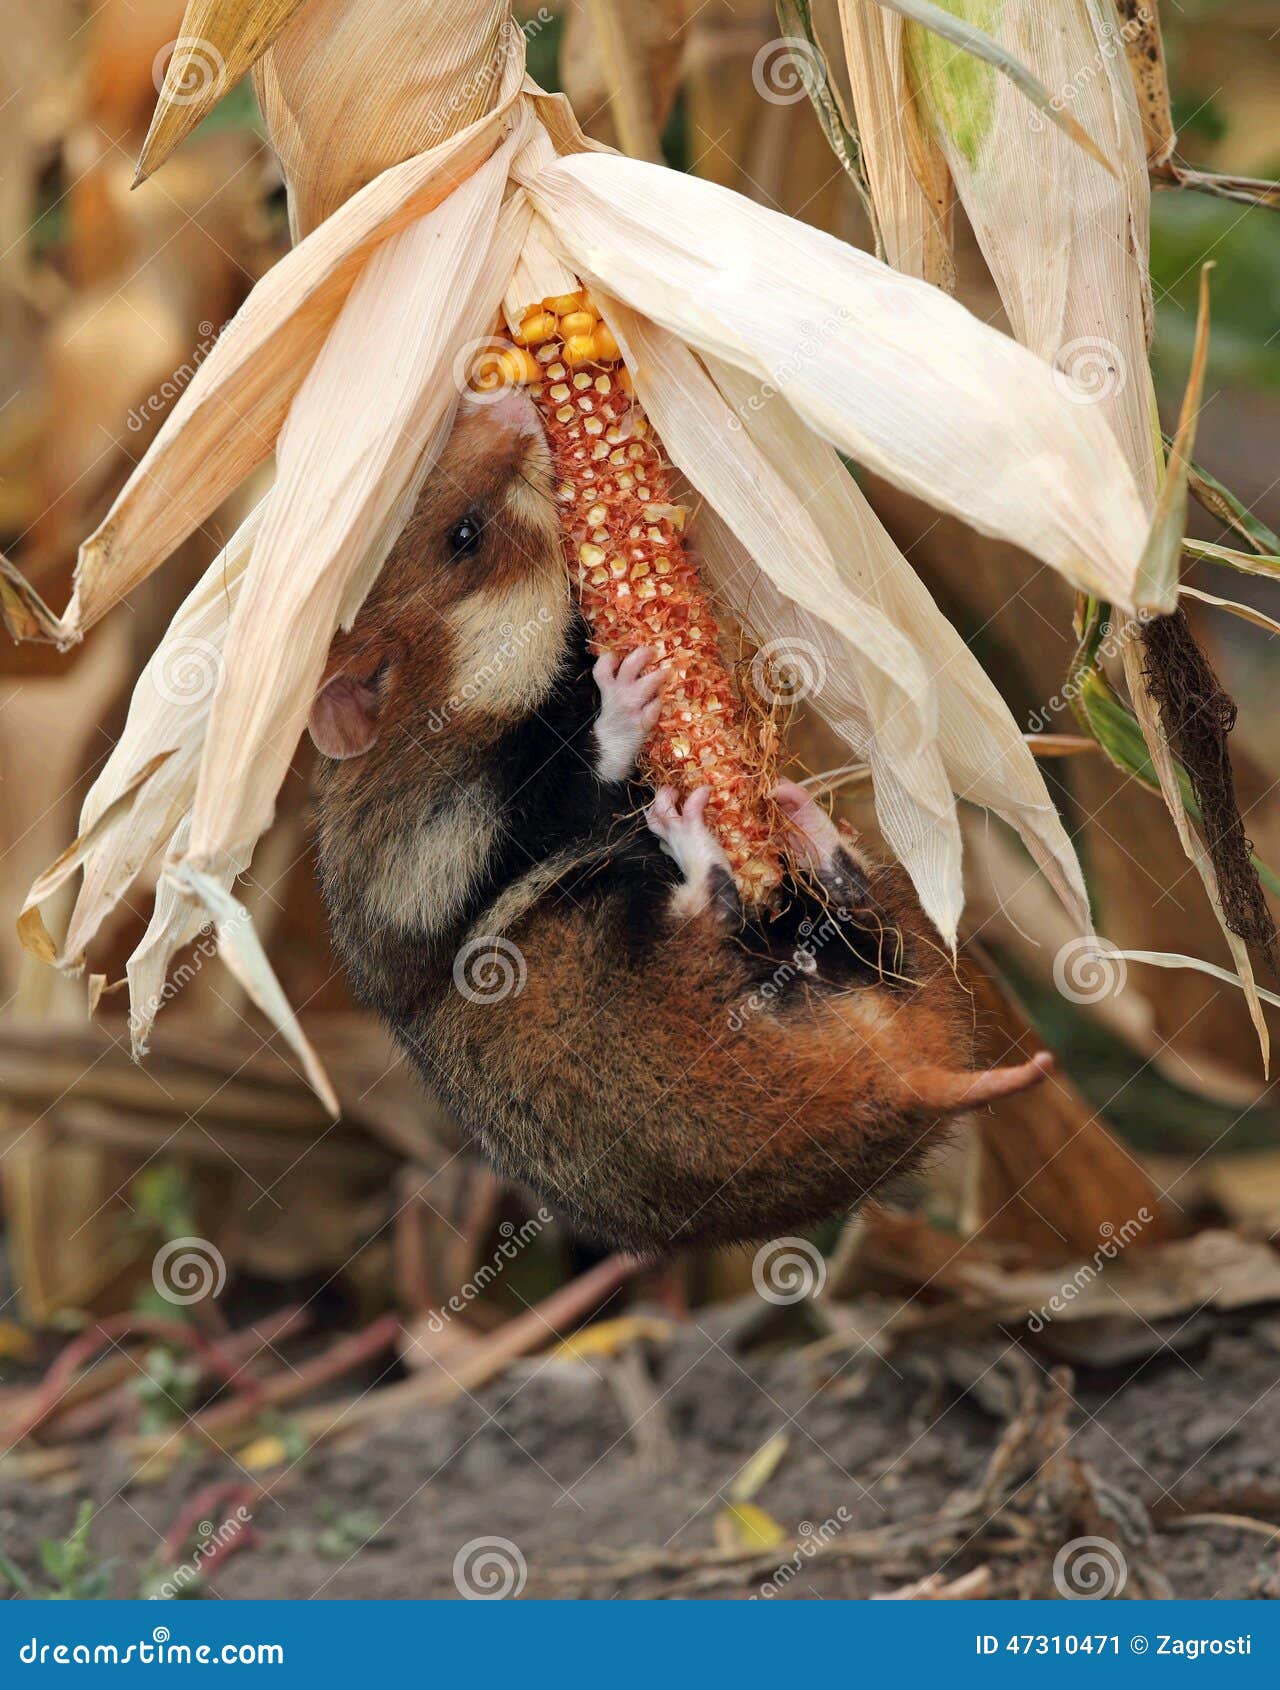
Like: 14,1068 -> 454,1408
563,333 -> 598,369
592,324 -> 621,363
514,308 -> 557,347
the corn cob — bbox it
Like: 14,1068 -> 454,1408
478,289 -> 782,906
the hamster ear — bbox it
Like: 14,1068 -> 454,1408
308,669 -> 388,760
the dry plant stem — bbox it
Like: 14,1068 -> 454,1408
46,1308 -> 311,1444
582,0 -> 665,164
963,956 -> 1167,1255
157,1313 -> 403,1450
289,1253 -> 647,1449
497,290 -> 783,903
5,1315 -> 272,1448
161,1479 -> 259,1566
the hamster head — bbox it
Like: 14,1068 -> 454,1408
308,389 -> 572,768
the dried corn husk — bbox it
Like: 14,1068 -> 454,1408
137,0 -> 316,184
523,151 -> 1154,607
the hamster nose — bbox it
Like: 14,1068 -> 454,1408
460,385 -> 540,441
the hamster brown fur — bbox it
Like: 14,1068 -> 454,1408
309,391 -> 1049,1254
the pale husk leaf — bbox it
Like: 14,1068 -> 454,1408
903,0 -> 1159,508
17,752 -> 175,965
254,0 -> 513,237
136,0 -> 315,185
524,150 -> 1157,609
704,358 -> 1092,938
188,146 -> 527,868
167,861 -> 340,1115
836,0 -> 952,283
59,51 -> 526,645
61,499 -> 267,967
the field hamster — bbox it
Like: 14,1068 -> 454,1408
309,391 -> 1050,1253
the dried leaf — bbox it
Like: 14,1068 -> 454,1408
58,54 -> 526,644
1119,0 -> 1176,167
714,1501 -> 787,1552
18,753 -> 175,965
552,1316 -> 674,1361
836,0 -> 952,283
871,0 -> 1115,173
1179,585 -> 1280,640
1183,538 -> 1280,583
136,0 -> 315,184
1136,264 -> 1212,603
167,862 -> 340,1116
729,1432 -> 789,1503
527,151 -> 1156,608
188,146 -> 526,869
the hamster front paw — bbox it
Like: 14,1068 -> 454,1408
646,785 -> 740,926
592,646 -> 665,782
774,778 -> 870,908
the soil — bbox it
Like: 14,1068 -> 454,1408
3,1298 -> 1279,1602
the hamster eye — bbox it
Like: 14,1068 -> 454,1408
447,512 -> 484,559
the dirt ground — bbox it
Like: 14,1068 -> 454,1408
2,1295 -> 1279,1601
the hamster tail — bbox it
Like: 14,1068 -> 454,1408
898,1049 -> 1054,1114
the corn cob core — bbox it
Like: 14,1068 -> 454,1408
478,290 -> 782,907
